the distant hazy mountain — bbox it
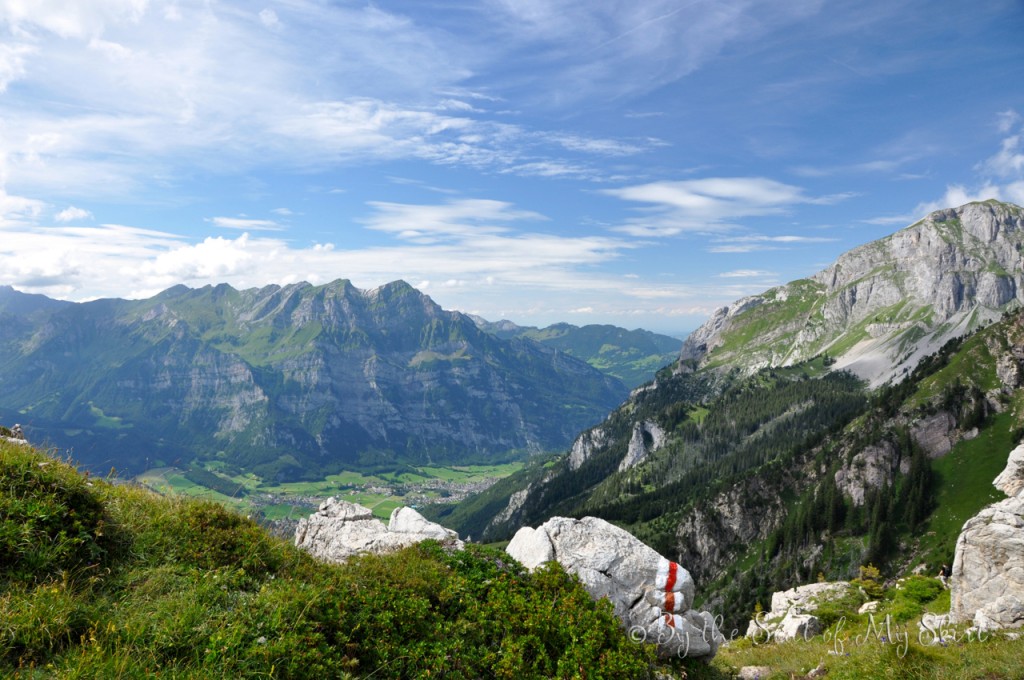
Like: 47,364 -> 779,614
0,280 -> 627,480
470,318 -> 681,388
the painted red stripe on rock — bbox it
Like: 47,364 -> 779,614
665,591 -> 676,612
664,613 -> 675,628
664,561 -> 678,592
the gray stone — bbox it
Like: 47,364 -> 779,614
994,442 -> 1024,497
295,498 -> 464,562
737,666 -> 772,679
950,441 -> 1024,631
506,516 -> 722,660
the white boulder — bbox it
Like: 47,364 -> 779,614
506,516 -> 723,660
294,498 -> 464,562
950,441 -> 1024,631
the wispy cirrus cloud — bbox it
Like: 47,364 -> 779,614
209,217 -> 283,231
717,269 -> 778,278
708,234 -> 837,254
0,1 -> 672,212
604,177 -> 852,237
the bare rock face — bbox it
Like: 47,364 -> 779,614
568,427 -> 608,471
833,441 -> 905,506
618,421 -> 667,472
950,441 -> 1024,631
506,516 -> 724,660
745,582 -> 850,643
911,411 -> 957,458
294,498 -> 464,562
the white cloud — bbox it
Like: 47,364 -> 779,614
487,0 -> 821,105
717,269 -> 777,278
361,199 -> 544,243
997,109 -> 1021,134
605,177 -> 850,237
209,217 -> 283,231
981,134 -> 1024,178
708,234 -> 836,254
0,198 -> 646,308
0,43 -> 33,92
271,207 -> 293,216
0,188 -> 46,224
54,206 -> 92,222
912,184 -> 1004,219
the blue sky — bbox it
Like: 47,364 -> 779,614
0,0 -> 1022,336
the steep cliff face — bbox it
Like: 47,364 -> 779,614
681,201 -> 1024,386
0,280 -> 628,479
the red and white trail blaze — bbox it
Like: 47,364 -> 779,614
654,558 -> 686,616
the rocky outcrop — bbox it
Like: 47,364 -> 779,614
674,475 -> 789,584
294,498 -> 463,562
506,516 -> 724,660
950,441 -> 1024,631
833,440 -> 907,506
911,411 -> 957,458
618,421 -> 666,472
568,427 -> 608,471
994,442 -> 1024,497
745,582 -> 852,643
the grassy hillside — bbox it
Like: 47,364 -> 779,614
5,438 -> 1023,679
0,440 -> 666,678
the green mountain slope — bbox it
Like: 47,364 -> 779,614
472,318 -> 682,388
0,280 -> 627,480
434,201 -> 1024,632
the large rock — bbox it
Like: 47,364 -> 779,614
746,582 -> 851,643
950,441 -> 1024,631
950,495 -> 1024,630
506,516 -> 723,660
294,498 -> 464,562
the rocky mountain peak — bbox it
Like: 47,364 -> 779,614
680,201 -> 1024,386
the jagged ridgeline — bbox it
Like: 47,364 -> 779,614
0,280 -> 628,480
434,200 -> 1024,629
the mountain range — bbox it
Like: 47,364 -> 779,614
0,280 -> 639,480
468,318 -> 682,389
433,200 -> 1024,627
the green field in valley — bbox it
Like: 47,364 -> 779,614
136,461 -> 525,521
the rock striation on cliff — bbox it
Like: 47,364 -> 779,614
294,498 -> 464,562
506,516 -> 724,660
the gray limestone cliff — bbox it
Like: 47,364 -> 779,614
680,201 -> 1024,386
